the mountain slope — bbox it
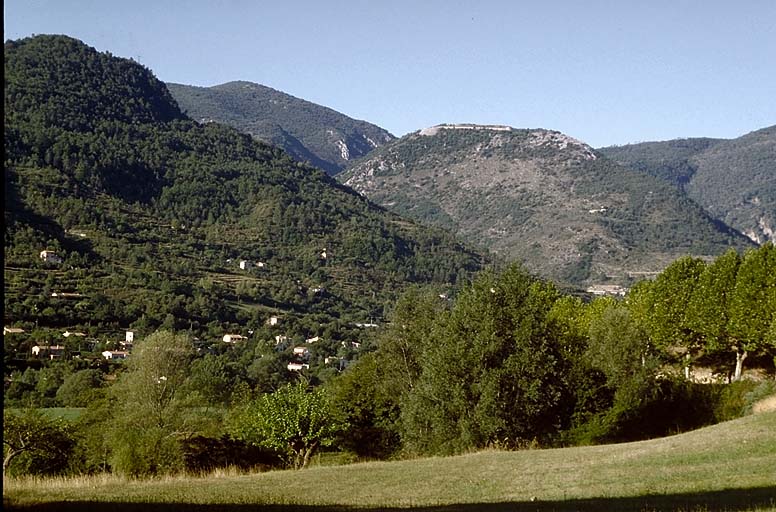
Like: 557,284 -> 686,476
4,36 -> 483,345
600,126 -> 776,244
340,124 -> 752,285
167,81 -> 394,175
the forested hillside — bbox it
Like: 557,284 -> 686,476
340,125 -> 752,286
4,35 -> 483,379
600,126 -> 776,244
168,81 -> 394,175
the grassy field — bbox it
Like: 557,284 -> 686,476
4,411 -> 776,512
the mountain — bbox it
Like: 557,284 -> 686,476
599,126 -> 776,244
167,81 -> 394,175
339,124 -> 752,285
4,36 -> 484,345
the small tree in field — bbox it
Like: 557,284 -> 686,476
229,381 -> 343,469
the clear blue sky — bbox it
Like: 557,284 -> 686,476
5,0 -> 776,147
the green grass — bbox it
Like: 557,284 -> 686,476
4,411 -> 776,511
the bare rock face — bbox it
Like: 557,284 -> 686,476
340,124 -> 751,286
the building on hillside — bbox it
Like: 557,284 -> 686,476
62,331 -> 86,338
39,250 -> 63,264
239,260 -> 252,270
125,331 -> 135,343
223,334 -> 247,343
293,346 -> 310,359
586,284 -> 628,296
287,362 -> 310,372
305,336 -> 320,344
32,345 -> 66,360
3,327 -> 25,335
267,316 -> 280,326
51,292 -> 84,298
101,350 -> 128,360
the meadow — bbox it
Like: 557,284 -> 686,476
4,410 -> 775,512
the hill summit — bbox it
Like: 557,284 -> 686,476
167,81 -> 394,175
340,124 -> 752,285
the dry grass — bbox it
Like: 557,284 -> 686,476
4,411 -> 776,511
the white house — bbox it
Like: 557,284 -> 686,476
305,336 -> 320,344
62,331 -> 86,338
239,260 -> 252,270
267,316 -> 280,326
125,331 -> 134,343
101,350 -> 128,360
3,327 -> 25,335
287,362 -> 310,372
293,346 -> 310,359
223,334 -> 247,343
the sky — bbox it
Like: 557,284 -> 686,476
4,0 -> 776,147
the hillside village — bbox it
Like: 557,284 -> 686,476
3,35 -> 775,487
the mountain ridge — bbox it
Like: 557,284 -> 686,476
340,123 -> 753,285
599,126 -> 776,244
167,80 -> 395,175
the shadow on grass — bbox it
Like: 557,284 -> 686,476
5,486 -> 776,512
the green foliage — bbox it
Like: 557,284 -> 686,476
586,305 -> 653,389
685,249 -> 740,353
228,381 -> 344,469
729,243 -> 776,352
55,369 -> 104,407
398,264 -> 573,454
3,408 -> 77,476
328,352 -> 402,459
639,256 -> 706,354
106,330 -> 217,476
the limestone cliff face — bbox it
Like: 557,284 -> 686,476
341,124 -> 752,286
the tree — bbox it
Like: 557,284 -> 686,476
641,256 -> 706,376
3,409 -> 76,476
400,264 -> 569,454
56,369 -> 104,407
587,305 -> 653,390
684,249 -> 740,376
228,381 -> 343,469
328,352 -> 401,459
107,330 -> 211,476
728,243 -> 776,380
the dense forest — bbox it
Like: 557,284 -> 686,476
3,35 -> 775,479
